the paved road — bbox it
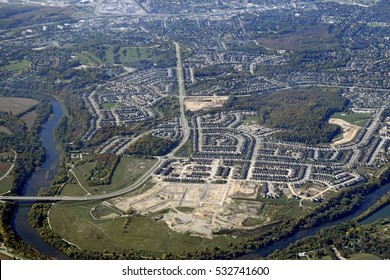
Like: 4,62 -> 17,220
0,42 -> 190,203
0,149 -> 16,181
0,158 -> 161,202
169,42 -> 191,157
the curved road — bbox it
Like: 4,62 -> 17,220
0,149 -> 17,182
0,43 -> 190,203
0,158 -> 161,202
169,42 -> 190,157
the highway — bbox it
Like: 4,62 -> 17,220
0,42 -> 189,203
0,158 -> 161,202
169,42 -> 191,157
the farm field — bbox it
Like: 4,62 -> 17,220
0,97 -> 38,114
20,110 -> 37,129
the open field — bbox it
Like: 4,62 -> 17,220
0,97 -> 38,114
49,202 -> 237,256
174,132 -> 193,157
77,45 -> 175,69
185,96 -> 229,111
348,253 -> 381,260
0,177 -> 13,194
102,102 -> 117,110
77,51 -> 104,67
255,194 -> 307,220
331,112 -> 372,126
60,181 -> 89,196
69,156 -> 157,195
329,118 -> 360,146
20,110 -> 37,129
3,60 -> 30,71
243,115 -> 260,125
60,174 -> 155,198
0,162 -> 12,178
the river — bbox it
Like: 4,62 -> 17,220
8,100 -> 390,260
360,202 -> 390,225
240,182 -> 390,259
10,100 -> 69,259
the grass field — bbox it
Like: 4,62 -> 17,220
0,97 -> 38,114
60,181 -> 89,196
66,156 -> 157,195
242,217 -> 263,226
3,60 -> 30,71
77,51 -> 104,67
102,102 -> 117,110
77,45 -> 175,69
0,162 -> 12,178
0,176 -> 13,194
243,115 -> 260,125
49,202 -> 237,256
331,112 -> 372,126
348,253 -> 381,260
256,195 -> 307,220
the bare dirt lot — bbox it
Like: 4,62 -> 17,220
0,97 -> 38,114
329,118 -> 360,146
185,96 -> 229,111
112,179 -> 283,237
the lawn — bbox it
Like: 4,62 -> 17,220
243,115 -> 260,125
102,102 -> 117,110
331,112 -> 372,126
49,202 -> 236,256
68,156 -> 157,195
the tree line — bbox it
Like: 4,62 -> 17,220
225,87 -> 348,144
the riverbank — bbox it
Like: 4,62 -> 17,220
238,167 -> 390,260
356,165 -> 390,223
10,100 -> 69,259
